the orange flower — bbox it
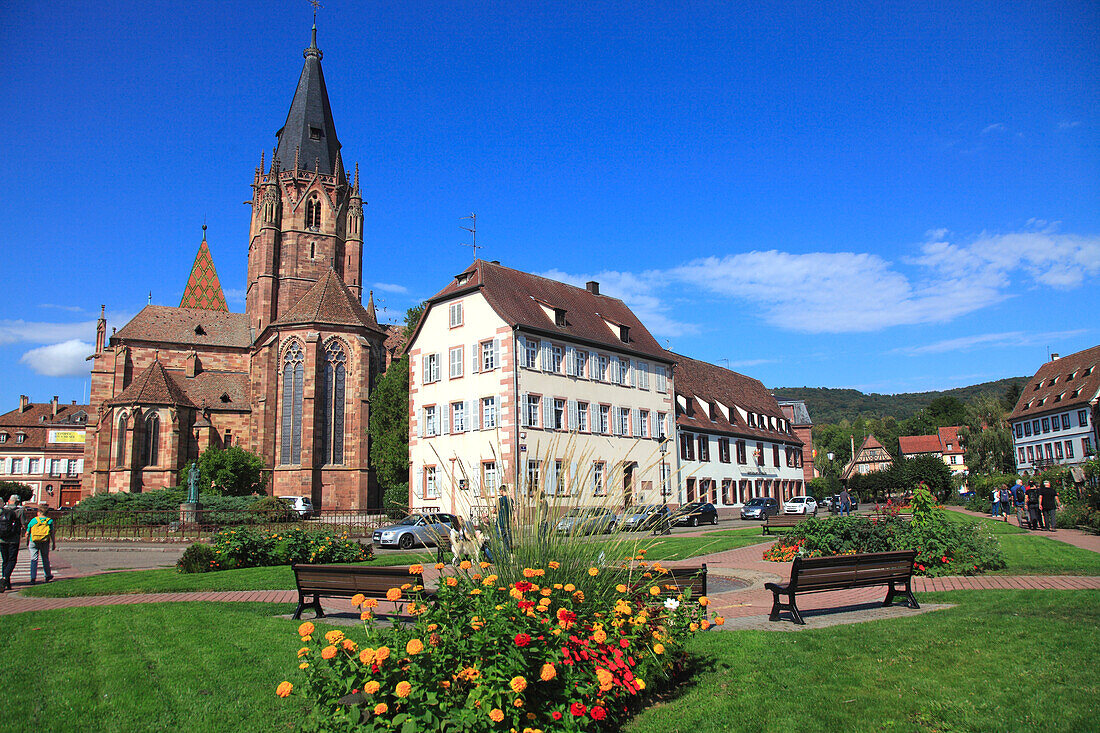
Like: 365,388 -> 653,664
564,583 -> 576,592
298,661 -> 309,669
445,576 -> 458,587
365,680 -> 380,694
460,560 -> 472,570
375,646 -> 391,663
510,675 -> 528,693
297,621 -> 315,637
325,630 -> 345,644
548,561 -> 560,569
653,643 -> 665,655
714,615 -> 726,625
701,620 -> 710,630
386,588 -> 402,602
588,567 -> 599,576
342,638 -> 358,652
540,663 -> 557,681
360,610 -> 373,621
615,584 -> 627,593
592,628 -> 607,644
351,593 -> 366,606
435,562 -> 445,570
321,645 -> 338,660
359,647 -> 375,665
689,622 -> 699,632
373,703 -> 388,715
523,567 -> 536,578
489,708 -> 504,723
297,646 -> 310,658
406,638 -> 424,655
471,616 -> 485,630
513,698 -> 524,707
395,680 -> 412,698
276,681 -> 293,698
572,590 -> 585,603
480,561 -> 491,569
698,596 -> 710,607
438,680 -> 451,689
409,564 -> 424,575
363,598 -> 379,608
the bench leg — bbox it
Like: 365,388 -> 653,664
768,589 -> 783,621
293,593 -> 323,620
905,580 -> 919,609
883,582 -> 897,607
788,597 -> 805,625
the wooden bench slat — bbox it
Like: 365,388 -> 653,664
291,563 -> 427,620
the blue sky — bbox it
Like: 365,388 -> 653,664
1,0 -> 1098,407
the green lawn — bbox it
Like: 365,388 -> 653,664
943,510 -> 1100,575
2,591 -> 1096,732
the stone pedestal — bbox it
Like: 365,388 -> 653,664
180,502 -> 202,525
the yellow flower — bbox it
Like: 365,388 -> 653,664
588,567 -> 599,576
653,643 -> 665,655
297,647 -> 310,658
489,708 -> 505,723
298,662 -> 309,669
615,584 -> 627,593
359,647 -> 375,665
409,564 -> 424,574
510,675 -> 528,693
701,619 -> 711,630
564,583 -> 576,592
513,698 -> 525,707
540,662 -> 557,681
635,677 -> 646,690
325,630 -> 345,644
689,622 -> 699,632
460,560 -> 472,570
592,628 -> 607,644
297,622 -> 315,637
395,680 -> 412,698
363,598 -> 379,608
470,588 -> 482,595
698,596 -> 710,607
373,702 -> 388,715
386,588 -> 402,602
548,561 -> 560,569
375,646 -> 391,663
365,680 -> 380,694
435,562 -> 445,569
321,645 -> 338,660
276,681 -> 293,697
406,638 -> 424,655
351,593 -> 366,606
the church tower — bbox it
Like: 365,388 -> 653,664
246,23 -> 365,333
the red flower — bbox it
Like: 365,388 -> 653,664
918,564 -> 926,571
570,702 -> 587,717
514,581 -> 533,592
590,705 -> 607,721
552,711 -> 563,721
514,633 -> 531,647
619,638 -> 629,649
518,600 -> 535,610
941,556 -> 948,563
557,608 -> 577,625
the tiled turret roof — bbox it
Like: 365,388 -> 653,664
179,229 -> 228,311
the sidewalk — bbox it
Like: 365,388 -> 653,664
945,506 -> 1100,553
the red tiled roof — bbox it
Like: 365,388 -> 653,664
113,305 -> 251,349
105,361 -> 196,408
178,371 -> 250,412
671,352 -> 802,445
274,268 -> 386,336
421,260 -> 672,362
898,434 -> 942,455
0,402 -> 91,428
1008,344 -> 1100,421
179,235 -> 229,311
861,435 -> 886,452
937,426 -> 964,455
841,434 -> 894,479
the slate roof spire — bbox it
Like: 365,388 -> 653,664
274,21 -> 342,177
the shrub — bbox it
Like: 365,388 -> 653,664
176,543 -> 217,574
0,481 -> 34,503
280,559 -> 722,731
207,526 -> 371,571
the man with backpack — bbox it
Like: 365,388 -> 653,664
1012,479 -> 1028,528
26,505 -> 56,584
1,494 -> 27,590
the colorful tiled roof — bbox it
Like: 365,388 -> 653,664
180,231 -> 229,311
106,360 -> 196,408
113,306 -> 252,349
671,352 -> 802,444
1009,344 -> 1100,421
274,268 -> 386,335
421,260 -> 671,362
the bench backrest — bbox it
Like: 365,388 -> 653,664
789,550 -> 916,593
652,564 -> 707,598
293,564 -> 424,597
767,514 -> 804,524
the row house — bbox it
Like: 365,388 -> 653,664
842,435 -> 893,480
673,354 -> 806,516
1009,345 -> 1100,473
898,426 -> 967,475
406,260 -> 675,515
0,396 -> 90,508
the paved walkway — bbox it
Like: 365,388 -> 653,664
945,506 -> 1100,552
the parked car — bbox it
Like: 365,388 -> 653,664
783,495 -> 818,515
740,497 -> 779,520
619,504 -> 670,531
373,512 -> 459,549
555,507 -> 618,535
670,501 -> 718,527
278,495 -> 314,519
830,494 -> 860,513
554,506 -> 616,534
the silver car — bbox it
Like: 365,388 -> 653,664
619,504 -> 669,531
373,512 -> 459,550
555,507 -> 618,535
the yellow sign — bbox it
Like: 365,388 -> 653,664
48,430 -> 85,444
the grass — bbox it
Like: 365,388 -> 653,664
943,510 -> 1100,576
2,591 -> 1097,732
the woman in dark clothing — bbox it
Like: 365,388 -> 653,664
1025,481 -> 1042,531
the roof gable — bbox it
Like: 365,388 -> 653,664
1009,344 -> 1100,420
274,268 -> 385,334
106,360 -> 196,408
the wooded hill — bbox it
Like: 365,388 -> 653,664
771,376 -> 1029,425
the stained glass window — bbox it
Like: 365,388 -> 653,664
280,341 -> 305,464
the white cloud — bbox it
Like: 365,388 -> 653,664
39,304 -> 84,313
0,319 -> 96,345
1059,121 -> 1082,129
371,282 -> 409,294
726,358 -> 775,369
892,329 -> 1089,356
981,123 -> 1007,135
223,288 -> 246,304
19,339 -> 94,377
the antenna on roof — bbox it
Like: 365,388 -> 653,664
459,213 -> 480,260
148,291 -> 152,305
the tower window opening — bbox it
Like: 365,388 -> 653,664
310,243 -> 315,259
309,127 -> 323,140
306,197 -> 321,230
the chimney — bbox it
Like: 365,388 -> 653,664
51,396 -> 59,417
18,395 -> 29,412
586,281 -> 600,295
1051,353 -> 1060,361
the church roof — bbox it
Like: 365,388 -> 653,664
274,24 -> 342,176
179,229 -> 228,311
274,268 -> 385,334
113,306 -> 252,349
106,360 -> 196,408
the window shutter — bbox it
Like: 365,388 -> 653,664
471,343 -> 479,373
630,360 -> 637,387
413,469 -> 423,499
546,460 -> 557,496
569,461 -> 578,495
650,412 -> 658,440
633,409 -> 642,437
463,400 -> 472,432
543,395 -> 553,429
519,394 -> 528,428
441,406 -> 450,435
416,408 -> 424,438
541,341 -> 552,371
493,338 -> 501,369
517,335 -> 526,365
568,400 -> 578,431
565,346 -> 576,376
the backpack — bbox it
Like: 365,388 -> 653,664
30,518 -> 51,542
0,507 -> 20,542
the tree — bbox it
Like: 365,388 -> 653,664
180,445 -> 267,497
925,396 -> 967,427
403,302 -> 425,337
959,395 -> 1015,475
370,353 -> 410,510
0,481 -> 34,504
1002,381 -> 1023,412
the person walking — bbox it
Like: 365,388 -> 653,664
991,486 -> 1001,518
1025,480 -> 1042,531
999,485 -> 1013,522
495,485 -> 514,553
1012,479 -> 1028,528
839,487 -> 852,517
1039,480 -> 1060,532
26,506 -> 56,584
0,495 -> 27,591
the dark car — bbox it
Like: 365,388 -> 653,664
830,494 -> 860,513
671,501 -> 718,527
555,507 -> 619,535
739,497 -> 780,520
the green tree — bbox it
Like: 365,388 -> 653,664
1002,381 -> 1023,412
924,396 -> 967,427
370,353 -> 410,510
0,481 -> 34,503
959,395 -> 1015,475
180,445 -> 267,497
404,302 -> 425,336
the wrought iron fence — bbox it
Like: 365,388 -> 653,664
49,507 -> 415,543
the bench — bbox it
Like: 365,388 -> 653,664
764,550 -> 918,625
762,514 -> 810,535
611,564 -> 707,598
291,564 -> 427,620
870,511 -> 913,522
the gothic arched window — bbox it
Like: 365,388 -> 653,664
141,412 -> 159,467
280,341 -> 305,465
320,339 -> 347,465
116,413 -> 128,466
306,197 -> 321,230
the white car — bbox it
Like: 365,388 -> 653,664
279,495 -> 314,518
783,496 -> 818,515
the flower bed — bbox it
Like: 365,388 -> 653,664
280,554 -> 723,731
177,526 -> 371,573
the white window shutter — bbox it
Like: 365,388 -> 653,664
517,335 -> 526,364
568,400 -> 578,431
519,394 -> 528,428
546,460 -> 557,496
630,360 -> 637,387
471,344 -> 479,373
543,395 -> 552,429
413,469 -> 423,499
650,412 -> 658,439
565,346 -> 576,376
463,400 -> 471,432
538,341 -> 548,371
493,338 -> 501,369
441,407 -> 450,435
633,409 -> 642,437
416,408 -> 424,438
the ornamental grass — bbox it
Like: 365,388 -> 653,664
280,559 -> 722,732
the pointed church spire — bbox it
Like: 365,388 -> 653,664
366,290 -> 377,321
273,19 -> 342,176
180,225 -> 229,311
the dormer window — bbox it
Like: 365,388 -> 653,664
748,414 -> 756,428
456,273 -> 471,285
708,402 -> 717,420
554,308 -> 567,327
0,433 -> 7,443
306,196 -> 321,230
16,433 -> 26,444
1085,366 -> 1095,376
619,325 -> 630,342
1034,381 -> 1042,390
220,392 -> 231,403
309,126 -> 323,141
194,325 -> 206,336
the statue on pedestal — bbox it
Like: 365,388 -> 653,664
186,461 -> 200,504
